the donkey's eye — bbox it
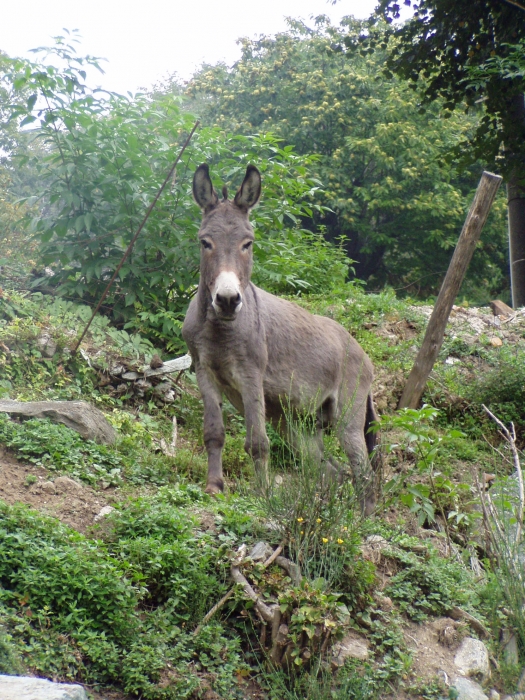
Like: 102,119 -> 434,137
242,241 -> 253,251
201,239 -> 212,250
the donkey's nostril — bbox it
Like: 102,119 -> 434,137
215,291 -> 242,315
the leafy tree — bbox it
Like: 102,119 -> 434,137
367,0 -> 525,305
1,36 -> 347,351
185,17 -> 507,299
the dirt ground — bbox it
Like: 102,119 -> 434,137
0,447 -> 115,533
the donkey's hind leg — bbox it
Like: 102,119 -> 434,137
337,399 -> 376,516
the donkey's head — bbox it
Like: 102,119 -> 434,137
193,164 -> 261,320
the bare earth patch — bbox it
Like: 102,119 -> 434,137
0,446 -> 113,533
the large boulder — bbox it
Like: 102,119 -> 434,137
454,637 -> 491,683
453,677 -> 489,700
0,400 -> 115,445
0,675 -> 88,699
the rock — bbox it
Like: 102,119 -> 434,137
54,476 -> 83,494
490,300 -> 513,317
0,674 -> 88,699
455,637 -> 491,682
374,593 -> 394,612
93,505 -> 115,522
37,333 -> 57,358
40,481 -> 56,495
488,691 -> 500,700
122,371 -> 140,381
489,337 -> 503,347
331,632 -> 369,667
453,677 -> 489,700
518,666 -> 525,692
361,534 -> 388,563
503,631 -> 519,666
0,400 -> 115,445
249,541 -> 274,562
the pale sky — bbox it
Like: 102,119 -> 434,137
0,0 -> 378,95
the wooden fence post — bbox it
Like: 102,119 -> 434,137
398,171 -> 503,410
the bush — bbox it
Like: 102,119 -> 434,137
3,35 -> 349,351
0,499 -> 244,697
466,345 -> 525,436
0,414 -> 123,485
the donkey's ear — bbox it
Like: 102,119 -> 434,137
234,165 -> 261,212
193,164 -> 219,212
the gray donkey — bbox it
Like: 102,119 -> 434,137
182,164 -> 379,514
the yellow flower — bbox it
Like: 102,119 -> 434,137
337,538 -> 344,544
316,518 -> 322,523
300,531 -> 304,535
342,526 -> 348,531
322,538 -> 329,544
297,517 -> 304,523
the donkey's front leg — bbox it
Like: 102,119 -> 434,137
242,383 -> 270,489
196,364 -> 225,494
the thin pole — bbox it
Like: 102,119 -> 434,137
398,170 -> 503,409
71,120 -> 200,355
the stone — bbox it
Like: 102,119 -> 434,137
0,674 -> 88,699
454,677 -> 489,700
249,541 -> 274,562
54,476 -> 83,494
503,631 -> 519,666
0,400 -> 115,445
37,334 -> 57,358
40,481 -> 56,495
453,677 -> 489,700
490,300 -> 513,317
331,632 -> 369,667
488,691 -> 500,700
489,337 -> 503,347
93,505 -> 115,522
455,637 -> 491,682
361,535 -> 388,563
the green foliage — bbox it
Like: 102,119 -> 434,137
261,661 -> 377,699
0,414 -> 123,485
373,0 -> 525,179
101,491 -> 225,620
0,499 -> 244,698
379,406 -> 477,532
465,345 -> 525,435
385,543 -> 476,621
0,619 -> 23,675
278,579 -> 350,666
186,17 -> 508,298
1,35 -> 351,351
261,443 -> 365,588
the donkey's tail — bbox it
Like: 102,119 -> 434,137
365,393 -> 381,471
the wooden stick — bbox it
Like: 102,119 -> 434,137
398,171 -> 503,409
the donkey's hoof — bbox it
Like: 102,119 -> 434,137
205,482 -> 224,496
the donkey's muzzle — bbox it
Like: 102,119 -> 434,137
214,291 -> 242,318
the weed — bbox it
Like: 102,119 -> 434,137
379,406 -> 478,540
0,414 -> 123,486
466,345 -> 525,437
260,660 -> 378,699
0,499 -> 245,698
385,545 -> 477,621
